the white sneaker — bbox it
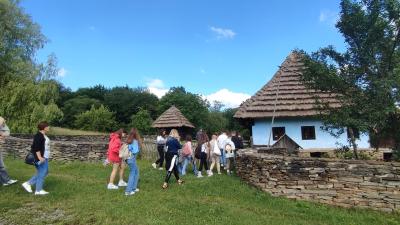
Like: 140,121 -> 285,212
22,182 -> 32,193
125,191 -> 135,196
197,172 -> 203,178
135,188 -> 139,192
158,167 -> 164,171
152,163 -> 157,169
118,180 -> 127,187
107,183 -> 119,190
35,190 -> 49,195
3,179 -> 18,186
207,171 -> 213,177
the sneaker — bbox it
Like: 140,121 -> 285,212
158,167 -> 164,171
152,163 -> 157,169
118,180 -> 127,187
135,188 -> 139,192
3,179 -> 18,186
107,183 -> 119,190
22,182 -> 32,193
197,172 -> 203,178
125,191 -> 135,196
207,171 -> 213,177
35,190 -> 49,195
217,172 -> 222,175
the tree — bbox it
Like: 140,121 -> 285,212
130,108 -> 154,135
301,0 -> 400,159
104,86 -> 159,125
158,87 -> 210,129
75,105 -> 117,132
0,0 -> 46,87
75,85 -> 108,102
61,96 -> 101,128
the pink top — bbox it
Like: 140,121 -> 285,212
107,133 -> 122,163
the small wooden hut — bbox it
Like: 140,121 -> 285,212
152,106 -> 195,137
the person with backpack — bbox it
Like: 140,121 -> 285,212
209,134 -> 221,175
162,129 -> 184,189
124,128 -> 141,196
0,117 -> 17,186
179,135 -> 193,176
217,132 -> 228,169
223,136 -> 236,175
106,128 -> 127,190
22,122 -> 51,195
152,129 -> 166,170
196,133 -> 211,178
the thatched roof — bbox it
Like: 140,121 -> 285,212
152,106 -> 195,128
234,51 -> 340,119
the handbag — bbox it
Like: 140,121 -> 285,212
119,143 -> 130,160
25,152 -> 37,165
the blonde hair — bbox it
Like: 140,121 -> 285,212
0,117 -> 5,126
169,129 -> 180,140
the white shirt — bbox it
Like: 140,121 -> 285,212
217,133 -> 228,149
44,135 -> 51,159
156,136 -> 166,145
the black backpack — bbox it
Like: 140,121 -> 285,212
194,144 -> 202,159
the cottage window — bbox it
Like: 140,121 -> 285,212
272,127 -> 285,141
346,127 -> 360,139
301,126 -> 316,140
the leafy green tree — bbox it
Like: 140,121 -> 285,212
75,105 -> 117,132
301,0 -> 400,159
0,0 -> 46,87
75,85 -> 108,102
130,108 -> 154,134
104,86 -> 159,125
158,87 -> 209,129
204,111 -> 228,135
61,96 -> 102,128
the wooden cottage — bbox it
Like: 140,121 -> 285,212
234,52 -> 370,150
152,106 -> 195,137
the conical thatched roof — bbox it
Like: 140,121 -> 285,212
234,52 -> 340,119
152,106 -> 195,128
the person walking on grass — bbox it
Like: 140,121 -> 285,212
0,117 -> 17,186
179,135 -> 193,176
223,136 -> 236,175
197,133 -> 212,178
162,129 -> 184,189
22,122 -> 51,195
152,129 -> 166,170
217,131 -> 228,169
209,134 -> 221,175
125,128 -> 141,196
106,128 -> 127,190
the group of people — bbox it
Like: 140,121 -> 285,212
153,129 -> 244,179
1,117 -> 243,196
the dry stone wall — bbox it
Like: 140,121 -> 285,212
0,135 -> 158,162
236,149 -> 400,212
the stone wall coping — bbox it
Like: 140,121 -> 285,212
237,149 -> 400,166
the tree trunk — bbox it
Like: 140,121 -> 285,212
348,127 -> 359,159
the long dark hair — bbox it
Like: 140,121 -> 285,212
115,128 -> 124,138
126,128 -> 143,148
199,132 -> 210,149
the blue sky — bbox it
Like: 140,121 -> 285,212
21,0 -> 345,108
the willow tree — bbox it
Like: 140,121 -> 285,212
301,0 -> 400,159
0,0 -> 63,133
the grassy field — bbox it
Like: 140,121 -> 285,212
0,158 -> 399,225
48,127 -> 105,136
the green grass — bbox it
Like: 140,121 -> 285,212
1,158 -> 399,225
48,127 -> 105,136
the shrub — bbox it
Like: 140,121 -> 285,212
75,105 -> 117,132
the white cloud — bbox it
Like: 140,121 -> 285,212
146,78 -> 168,98
57,68 -> 67,77
205,89 -> 250,108
319,10 -> 338,24
210,26 -> 236,40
